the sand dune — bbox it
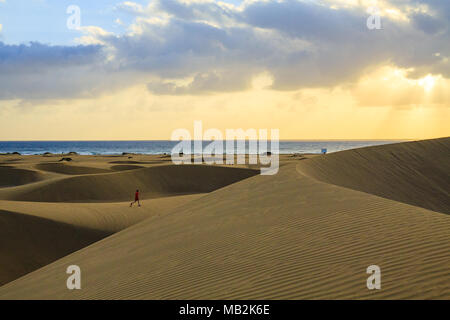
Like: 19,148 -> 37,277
0,194 -> 205,286
0,166 -> 44,187
0,209 -> 107,286
0,194 -> 205,234
110,165 -> 145,171
109,160 -> 165,164
0,139 -> 449,299
35,163 -> 112,175
0,138 -> 449,299
0,161 -> 256,286
0,158 -> 23,164
297,137 -> 450,214
0,165 -> 258,202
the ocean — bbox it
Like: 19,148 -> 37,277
0,140 -> 404,155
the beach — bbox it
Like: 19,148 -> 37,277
0,137 -> 448,299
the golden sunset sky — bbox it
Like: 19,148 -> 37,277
0,0 -> 448,140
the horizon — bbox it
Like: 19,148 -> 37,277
0,138 -> 411,142
0,139 -> 412,156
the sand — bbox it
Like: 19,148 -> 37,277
297,137 -> 450,214
0,155 -> 257,287
0,138 -> 448,299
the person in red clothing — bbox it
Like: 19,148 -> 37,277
130,189 -> 141,207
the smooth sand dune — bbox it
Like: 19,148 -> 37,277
0,151 -> 448,299
0,209 -> 107,286
0,194 -> 205,234
0,158 -> 23,165
297,137 -> 450,214
0,194 -> 205,286
0,165 -> 258,203
109,160 -> 165,164
0,166 -> 44,187
35,163 -> 111,175
0,161 -> 256,286
110,165 -> 145,171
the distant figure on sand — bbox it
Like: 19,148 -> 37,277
130,189 -> 141,207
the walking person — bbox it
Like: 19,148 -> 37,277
130,189 -> 141,207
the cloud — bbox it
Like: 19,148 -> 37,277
0,0 -> 448,101
147,70 -> 253,95
75,26 -> 115,45
0,42 -> 109,99
0,41 -> 103,72
352,66 -> 450,108
108,0 -> 449,92
115,1 -> 146,15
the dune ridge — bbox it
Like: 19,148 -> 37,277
0,165 -> 258,202
0,209 -> 107,286
0,194 -> 205,233
0,162 -> 257,286
35,163 -> 111,175
109,160 -> 165,164
0,166 -> 44,187
110,165 -> 145,171
0,194 -> 205,286
297,137 -> 450,214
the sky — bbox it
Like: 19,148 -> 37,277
0,0 -> 448,140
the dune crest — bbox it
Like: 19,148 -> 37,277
35,163 -> 111,175
0,209 -> 107,286
0,194 -> 205,286
110,165 -> 145,171
0,165 -> 258,203
297,137 -> 450,214
0,166 -> 44,187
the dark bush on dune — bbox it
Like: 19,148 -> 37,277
2,152 -> 22,155
59,158 -> 72,162
1,152 -> 22,155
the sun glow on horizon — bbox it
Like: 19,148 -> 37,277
418,74 -> 437,93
